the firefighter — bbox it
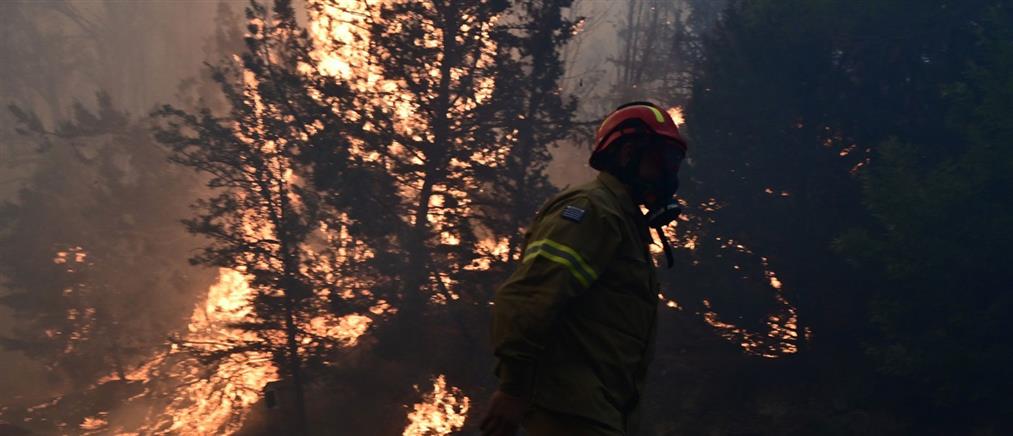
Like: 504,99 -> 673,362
480,102 -> 688,436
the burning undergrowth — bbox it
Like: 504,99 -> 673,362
10,267 -> 391,435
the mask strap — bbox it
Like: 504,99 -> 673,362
653,226 -> 674,268
647,204 -> 680,269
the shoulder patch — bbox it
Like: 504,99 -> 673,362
560,205 -> 586,222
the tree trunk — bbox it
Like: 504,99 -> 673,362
275,178 -> 308,435
282,291 -> 309,436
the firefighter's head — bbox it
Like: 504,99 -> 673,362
590,101 -> 688,207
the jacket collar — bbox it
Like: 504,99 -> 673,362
596,171 -> 642,218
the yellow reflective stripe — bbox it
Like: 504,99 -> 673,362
523,249 -> 591,288
598,105 -> 667,134
522,239 -> 598,287
646,106 -> 666,123
538,240 -> 598,281
597,110 -> 624,134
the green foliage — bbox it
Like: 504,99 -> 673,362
660,0 -> 1012,432
835,4 -> 1013,427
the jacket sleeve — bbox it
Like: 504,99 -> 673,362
490,194 -> 622,399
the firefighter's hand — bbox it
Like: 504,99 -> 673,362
479,389 -> 530,436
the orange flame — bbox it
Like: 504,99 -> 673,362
403,375 -> 470,436
79,414 -> 108,432
698,253 -> 801,358
81,265 -> 379,435
125,269 -> 280,435
86,2 -> 504,433
667,106 -> 685,125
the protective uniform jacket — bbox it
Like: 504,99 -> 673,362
491,171 -> 660,433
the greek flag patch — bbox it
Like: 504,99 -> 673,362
560,205 -> 586,222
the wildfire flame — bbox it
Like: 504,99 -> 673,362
151,264 -> 386,433
402,375 -> 470,436
79,414 -> 108,432
648,209 -> 801,357
699,253 -> 800,358
667,106 -> 685,125
59,2 -> 510,434
68,264 -> 379,435
116,269 -> 281,435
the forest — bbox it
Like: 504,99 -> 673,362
0,0 -> 1009,435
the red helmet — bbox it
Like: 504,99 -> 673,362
589,101 -> 687,171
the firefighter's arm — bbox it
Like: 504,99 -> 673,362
491,195 -> 621,399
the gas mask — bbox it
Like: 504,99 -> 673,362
618,142 -> 685,268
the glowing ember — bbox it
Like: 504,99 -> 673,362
682,235 -> 698,250
53,246 -> 88,272
79,414 -> 108,431
768,272 -> 783,290
403,375 -> 470,436
667,106 -> 685,125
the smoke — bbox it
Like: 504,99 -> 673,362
0,1 -> 729,432
0,0 -> 237,410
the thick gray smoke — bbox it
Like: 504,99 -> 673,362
0,0 -> 235,408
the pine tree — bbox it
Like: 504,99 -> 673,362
151,1 -> 371,432
454,0 -> 581,417
476,0 -> 578,265
349,0 -> 510,360
296,1 -> 578,429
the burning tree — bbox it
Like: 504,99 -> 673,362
443,0 -> 581,407
475,0 -> 579,270
293,0 -> 580,431
5,0 -> 585,433
359,0 -> 510,321
269,6 -> 513,420
151,1 -> 378,433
